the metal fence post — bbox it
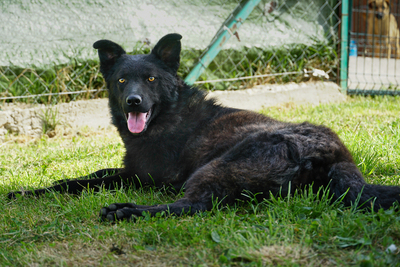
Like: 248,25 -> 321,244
184,0 -> 262,85
340,0 -> 349,93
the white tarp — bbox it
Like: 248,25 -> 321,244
1,0 -> 336,67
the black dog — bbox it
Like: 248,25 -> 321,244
8,33 -> 400,222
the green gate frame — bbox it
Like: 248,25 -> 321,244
184,0 -> 262,85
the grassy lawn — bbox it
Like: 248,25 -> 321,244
1,96 -> 400,266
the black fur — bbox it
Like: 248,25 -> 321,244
8,33 -> 400,222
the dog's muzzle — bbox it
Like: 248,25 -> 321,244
375,12 -> 384,19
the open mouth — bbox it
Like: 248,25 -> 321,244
125,108 -> 152,134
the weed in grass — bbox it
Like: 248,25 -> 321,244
38,106 -> 60,136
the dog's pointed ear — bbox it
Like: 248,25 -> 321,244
151,33 -> 182,73
93,40 -> 126,79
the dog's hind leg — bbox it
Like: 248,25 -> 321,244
7,169 -> 134,199
328,162 -> 400,210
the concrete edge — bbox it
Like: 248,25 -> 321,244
0,81 -> 346,139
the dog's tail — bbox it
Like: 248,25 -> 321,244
328,162 -> 400,210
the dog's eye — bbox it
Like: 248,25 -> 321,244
148,77 -> 155,82
118,78 -> 126,84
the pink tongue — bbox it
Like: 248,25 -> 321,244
127,112 -> 147,133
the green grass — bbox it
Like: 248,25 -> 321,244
1,96 -> 400,266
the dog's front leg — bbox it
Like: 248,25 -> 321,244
7,169 -> 135,199
52,168 -> 123,184
99,158 -> 233,222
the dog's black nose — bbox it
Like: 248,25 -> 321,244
126,95 -> 142,106
376,13 -> 383,19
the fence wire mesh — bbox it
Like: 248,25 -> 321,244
0,0 -> 341,104
349,0 -> 400,95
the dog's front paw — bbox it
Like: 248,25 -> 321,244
99,203 -> 140,222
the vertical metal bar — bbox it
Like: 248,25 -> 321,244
348,0 -> 355,90
340,0 -> 349,93
184,0 -> 262,85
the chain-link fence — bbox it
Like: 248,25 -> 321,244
0,0 -> 341,104
348,0 -> 400,95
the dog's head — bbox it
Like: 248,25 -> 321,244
93,34 -> 182,135
368,0 -> 391,19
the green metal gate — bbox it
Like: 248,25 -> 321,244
342,0 -> 400,95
